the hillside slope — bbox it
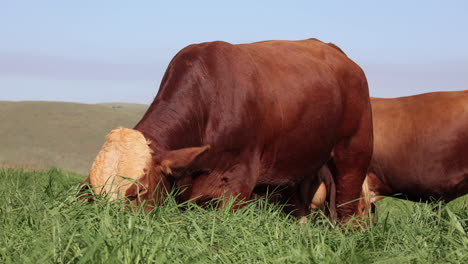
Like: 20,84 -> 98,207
0,101 -> 148,174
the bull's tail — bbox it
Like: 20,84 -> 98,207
327,174 -> 337,223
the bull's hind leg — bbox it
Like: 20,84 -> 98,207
332,113 -> 373,222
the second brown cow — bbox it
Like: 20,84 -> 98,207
311,91 -> 468,218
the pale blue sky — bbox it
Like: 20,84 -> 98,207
1,1 -> 467,103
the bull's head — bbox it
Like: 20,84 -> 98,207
82,127 -> 209,207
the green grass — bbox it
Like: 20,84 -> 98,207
0,101 -> 148,173
0,168 -> 466,263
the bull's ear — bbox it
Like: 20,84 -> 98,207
160,145 -> 210,174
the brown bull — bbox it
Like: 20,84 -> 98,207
312,91 -> 468,217
82,38 -> 373,221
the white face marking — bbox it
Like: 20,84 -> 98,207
88,128 -> 152,200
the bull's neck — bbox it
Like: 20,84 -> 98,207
134,95 -> 206,152
134,51 -> 211,152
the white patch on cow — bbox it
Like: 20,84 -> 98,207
89,127 -> 152,200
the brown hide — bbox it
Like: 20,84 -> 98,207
88,38 -> 373,221
366,92 -> 468,204
314,91 -> 468,216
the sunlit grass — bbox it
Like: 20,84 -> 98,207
0,168 -> 466,263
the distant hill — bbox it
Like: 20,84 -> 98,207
0,101 -> 149,174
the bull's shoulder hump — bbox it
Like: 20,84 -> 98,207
178,41 -> 235,55
301,38 -> 347,56
326,42 -> 347,56
173,41 -> 241,65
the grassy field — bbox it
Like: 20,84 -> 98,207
0,168 -> 466,263
0,101 -> 148,174
0,101 -> 467,263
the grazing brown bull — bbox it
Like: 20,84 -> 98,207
360,91 -> 468,213
311,91 -> 468,217
82,38 -> 373,221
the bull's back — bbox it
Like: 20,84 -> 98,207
371,91 -> 468,201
